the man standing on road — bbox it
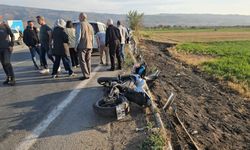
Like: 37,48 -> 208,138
75,13 -> 94,80
105,19 -> 121,71
65,20 -> 79,68
23,20 -> 41,70
51,19 -> 76,78
117,20 -> 128,63
36,16 -> 55,74
0,17 -> 16,86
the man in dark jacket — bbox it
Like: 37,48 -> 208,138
0,18 -> 15,86
23,20 -> 41,69
105,19 -> 122,71
51,19 -> 75,78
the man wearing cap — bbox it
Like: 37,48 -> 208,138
0,17 -> 16,86
75,13 -> 94,80
36,16 -> 55,74
23,20 -> 41,69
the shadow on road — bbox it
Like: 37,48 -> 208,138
1,86 -> 115,140
0,63 -> 104,87
11,50 -> 31,63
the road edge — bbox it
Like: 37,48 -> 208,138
128,44 -> 172,150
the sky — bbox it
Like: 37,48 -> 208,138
1,0 -> 250,15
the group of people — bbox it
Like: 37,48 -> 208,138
0,12 -> 129,86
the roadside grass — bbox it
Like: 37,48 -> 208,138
140,122 -> 165,150
176,41 -> 250,96
124,46 -> 135,70
140,131 -> 165,150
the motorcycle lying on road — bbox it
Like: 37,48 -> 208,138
93,63 -> 160,119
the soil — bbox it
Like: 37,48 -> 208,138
138,40 -> 250,150
108,103 -> 148,150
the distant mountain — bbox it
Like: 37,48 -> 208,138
1,4 -> 250,27
145,14 -> 250,26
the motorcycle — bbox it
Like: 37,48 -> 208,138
93,63 -> 160,119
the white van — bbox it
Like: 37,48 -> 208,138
73,21 -> 106,51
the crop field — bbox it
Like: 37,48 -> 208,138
142,27 -> 250,42
177,41 -> 250,89
143,27 -> 250,96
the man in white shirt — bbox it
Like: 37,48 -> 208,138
96,31 -> 109,65
117,20 -> 128,63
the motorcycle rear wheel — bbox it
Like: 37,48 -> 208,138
93,95 -> 129,118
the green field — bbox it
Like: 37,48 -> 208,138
176,41 -> 250,88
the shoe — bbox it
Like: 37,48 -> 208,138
76,65 -> 80,68
3,77 -> 10,85
100,62 -> 104,65
63,70 -> 69,74
51,75 -> 59,79
72,66 -> 77,69
108,68 -> 115,71
39,65 -> 44,70
34,65 -> 40,70
57,67 -> 61,73
39,69 -> 50,74
117,66 -> 122,70
79,76 -> 89,80
8,77 -> 16,86
69,73 -> 77,77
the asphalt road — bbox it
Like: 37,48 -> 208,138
0,46 -> 121,150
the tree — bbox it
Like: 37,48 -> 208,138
127,10 -> 144,34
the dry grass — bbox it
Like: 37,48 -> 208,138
143,31 -> 250,43
228,82 -> 250,99
168,47 -> 216,65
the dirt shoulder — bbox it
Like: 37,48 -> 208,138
139,40 -> 250,150
97,50 -> 149,150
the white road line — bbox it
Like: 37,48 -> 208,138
16,65 -> 102,150
13,59 -> 30,66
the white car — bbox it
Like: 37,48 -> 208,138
11,29 -> 23,45
73,21 -> 106,51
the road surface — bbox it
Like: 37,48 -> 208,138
0,46 -> 125,150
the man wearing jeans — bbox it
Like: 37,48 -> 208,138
0,18 -> 15,86
23,20 -> 41,69
36,16 -> 55,74
117,20 -> 128,63
51,19 -> 75,78
75,13 -> 94,80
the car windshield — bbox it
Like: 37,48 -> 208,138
11,30 -> 18,33
90,23 -> 99,34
